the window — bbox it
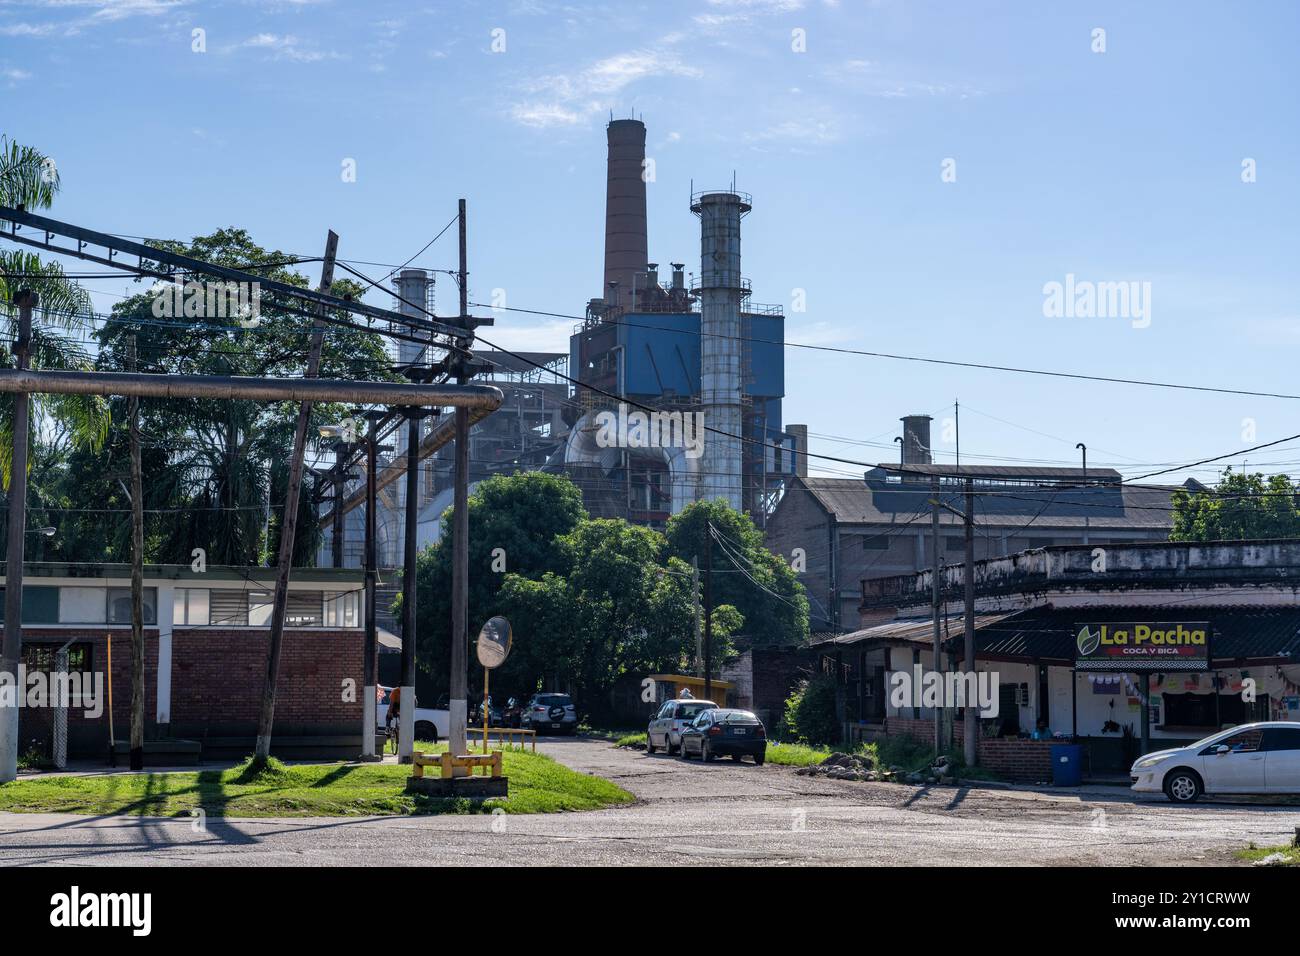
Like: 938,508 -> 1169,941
107,588 -> 157,625
59,587 -> 107,624
286,591 -> 323,626
1264,728 -> 1300,752
173,588 -> 210,626
1201,728 -> 1264,755
209,590 -> 249,627
23,642 -> 92,674
863,535 -> 890,551
0,586 -> 60,624
248,591 -> 274,627
324,590 -> 359,628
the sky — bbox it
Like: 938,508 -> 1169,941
3,0 -> 1298,485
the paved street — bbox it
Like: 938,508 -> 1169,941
1,737 -> 1297,866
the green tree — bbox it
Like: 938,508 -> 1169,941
1170,469 -> 1300,542
34,228 -> 393,566
410,472 -> 588,700
782,675 -> 839,746
664,499 -> 808,646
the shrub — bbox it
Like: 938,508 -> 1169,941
782,676 -> 839,746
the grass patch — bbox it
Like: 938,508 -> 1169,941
0,746 -> 633,818
614,732 -> 647,749
764,742 -> 835,767
1236,842 -> 1300,867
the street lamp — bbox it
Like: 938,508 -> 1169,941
27,527 -> 55,537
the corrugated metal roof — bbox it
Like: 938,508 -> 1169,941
967,607 -> 1300,664
797,476 -> 1175,530
811,613 -> 1015,649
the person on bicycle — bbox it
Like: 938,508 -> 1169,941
386,686 -> 402,733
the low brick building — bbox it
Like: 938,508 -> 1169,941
4,563 -> 366,761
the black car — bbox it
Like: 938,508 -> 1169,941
679,708 -> 766,764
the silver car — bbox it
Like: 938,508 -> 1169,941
646,698 -> 718,755
521,693 -> 578,735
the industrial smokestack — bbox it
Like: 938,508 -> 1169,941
900,414 -> 933,466
692,190 -> 751,511
603,119 -> 648,310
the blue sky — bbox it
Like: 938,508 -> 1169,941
3,0 -> 1298,484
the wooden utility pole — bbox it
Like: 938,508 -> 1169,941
128,335 -> 145,771
930,475 -> 943,752
690,555 -> 702,676
255,231 -> 338,762
361,412 -> 383,760
0,290 -> 35,784
448,198 -> 471,759
703,521 -> 713,700
963,476 -> 976,766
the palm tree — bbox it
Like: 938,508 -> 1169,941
0,135 -> 110,486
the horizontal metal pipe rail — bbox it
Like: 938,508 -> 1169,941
0,368 -> 503,408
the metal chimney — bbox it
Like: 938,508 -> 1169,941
603,119 -> 648,310
900,414 -> 933,466
692,189 -> 751,511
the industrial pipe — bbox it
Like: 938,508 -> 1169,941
0,368 -> 503,408
318,404 -> 497,527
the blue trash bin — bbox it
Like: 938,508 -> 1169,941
1050,743 -> 1083,786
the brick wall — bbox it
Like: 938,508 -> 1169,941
170,627 -> 361,727
16,625 -> 361,754
883,715 -> 1059,781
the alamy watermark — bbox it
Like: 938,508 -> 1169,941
594,402 -> 705,460
0,666 -> 104,718
889,666 -> 1000,717
151,278 -> 262,326
1042,273 -> 1151,329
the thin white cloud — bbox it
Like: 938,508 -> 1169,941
234,32 -> 344,62
510,49 -> 701,128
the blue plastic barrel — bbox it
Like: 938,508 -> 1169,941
1050,744 -> 1083,786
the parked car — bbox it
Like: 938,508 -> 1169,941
473,697 -> 503,727
678,708 -> 766,764
521,693 -> 578,734
1130,721 -> 1300,803
377,685 -> 449,743
646,697 -> 718,754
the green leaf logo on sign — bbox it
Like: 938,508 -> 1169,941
1077,625 -> 1102,657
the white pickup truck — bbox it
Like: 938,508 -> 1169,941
377,686 -> 449,743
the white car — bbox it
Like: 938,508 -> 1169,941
646,698 -> 718,755
377,686 -> 449,743
1130,721 -> 1300,803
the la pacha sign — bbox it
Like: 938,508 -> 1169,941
1074,622 -> 1210,671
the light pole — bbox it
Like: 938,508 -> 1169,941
1076,442 -> 1089,547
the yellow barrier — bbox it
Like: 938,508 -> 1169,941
412,751 -> 502,780
475,727 -> 536,752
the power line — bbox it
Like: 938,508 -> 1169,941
475,302 -> 1300,403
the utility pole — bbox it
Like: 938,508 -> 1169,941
398,408 -> 420,763
255,230 -> 338,762
930,475 -> 943,752
690,555 -> 702,676
0,290 -> 35,784
448,198 -> 471,760
703,521 -> 713,700
963,476 -> 976,766
361,411 -> 383,760
128,335 -> 145,772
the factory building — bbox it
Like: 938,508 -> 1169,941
765,414 -> 1188,633
565,118 -> 803,528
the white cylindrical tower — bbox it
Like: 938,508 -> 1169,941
691,190 -> 750,511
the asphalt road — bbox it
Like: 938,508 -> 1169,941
1,736 -> 1297,866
